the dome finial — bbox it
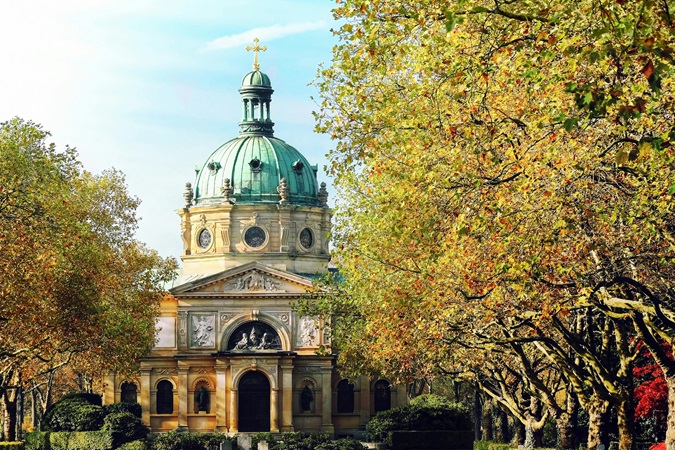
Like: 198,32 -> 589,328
245,38 -> 267,71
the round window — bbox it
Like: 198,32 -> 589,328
198,229 -> 212,248
299,228 -> 314,249
244,226 -> 266,248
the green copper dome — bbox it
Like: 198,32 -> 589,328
192,65 -> 324,207
242,70 -> 271,87
194,135 -> 319,205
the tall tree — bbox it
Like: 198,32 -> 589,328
315,0 -> 674,448
0,118 -> 176,441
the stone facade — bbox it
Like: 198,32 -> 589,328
103,46 -> 406,436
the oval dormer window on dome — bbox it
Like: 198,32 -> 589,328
207,161 -> 221,174
249,157 -> 263,173
292,160 -> 304,174
198,229 -> 212,249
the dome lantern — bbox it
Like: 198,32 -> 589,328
239,38 -> 274,137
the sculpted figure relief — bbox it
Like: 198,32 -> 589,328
192,316 -> 214,347
228,323 -> 282,352
226,270 -> 279,291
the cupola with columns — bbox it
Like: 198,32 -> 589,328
178,39 -> 331,276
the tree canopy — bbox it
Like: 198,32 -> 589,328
314,0 -> 674,449
0,118 -> 176,440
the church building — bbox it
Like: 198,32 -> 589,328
102,41 -> 405,436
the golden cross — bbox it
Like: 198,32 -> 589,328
245,38 -> 267,71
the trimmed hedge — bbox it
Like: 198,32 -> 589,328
103,402 -> 143,419
0,443 -> 24,449
367,401 -> 472,444
250,432 -> 366,450
25,432 -> 50,450
149,431 -> 235,450
118,441 -> 149,450
42,398 -> 105,432
390,431 -> 473,450
102,412 -> 149,446
474,442 -> 513,450
24,431 -> 115,450
473,443 -> 556,450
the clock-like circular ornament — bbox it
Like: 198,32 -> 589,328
299,228 -> 314,249
198,229 -> 212,248
244,226 -> 266,248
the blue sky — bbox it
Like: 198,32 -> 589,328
0,1 -> 337,262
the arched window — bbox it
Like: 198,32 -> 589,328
374,380 -> 391,412
156,380 -> 173,414
337,379 -> 355,413
120,382 -> 138,404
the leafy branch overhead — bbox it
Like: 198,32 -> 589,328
314,1 -> 674,449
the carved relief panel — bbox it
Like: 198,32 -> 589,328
190,314 -> 216,348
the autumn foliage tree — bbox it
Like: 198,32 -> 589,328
314,0 -> 674,449
0,118 -> 176,441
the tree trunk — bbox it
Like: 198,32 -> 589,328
474,385 -> 482,441
557,413 -> 578,450
587,398 -> 610,450
1,393 -> 17,442
513,421 -> 525,447
495,406 -> 509,443
15,387 -> 23,441
617,396 -> 634,450
665,376 -> 675,450
524,421 -> 535,449
482,398 -> 494,441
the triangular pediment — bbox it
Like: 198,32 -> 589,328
170,262 -> 316,296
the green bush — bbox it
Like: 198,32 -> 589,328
194,433 -> 235,450
101,412 -> 149,445
0,442 -> 24,449
367,402 -> 472,444
42,398 -> 105,432
66,431 -> 115,450
118,441 -> 149,450
25,431 -> 50,450
215,432 -> 362,450
149,431 -> 233,450
473,442 -> 516,450
410,394 -> 457,409
315,439 -> 368,450
103,402 -> 142,419
58,393 -> 102,406
48,432 -> 70,450
390,431 -> 473,450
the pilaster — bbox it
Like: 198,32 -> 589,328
215,361 -> 229,432
176,364 -> 189,431
229,389 -> 239,432
280,360 -> 294,432
140,369 -> 152,426
320,369 -> 334,435
359,375 -> 370,428
271,388 -> 280,432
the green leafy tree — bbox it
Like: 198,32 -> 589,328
0,118 -> 176,441
315,1 -> 674,449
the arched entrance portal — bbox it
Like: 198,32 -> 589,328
238,371 -> 270,432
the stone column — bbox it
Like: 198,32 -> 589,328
103,373 -> 115,405
177,365 -> 189,431
359,375 -> 370,429
140,369 -> 152,427
280,360 -> 294,432
271,388 -> 280,432
215,361 -> 229,432
229,389 -> 238,432
320,369 -> 334,434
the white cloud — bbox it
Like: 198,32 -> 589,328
204,21 -> 327,51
